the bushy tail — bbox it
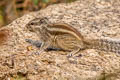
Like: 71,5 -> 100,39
83,38 -> 120,54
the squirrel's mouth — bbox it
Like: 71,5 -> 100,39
26,24 -> 34,32
28,27 -> 34,32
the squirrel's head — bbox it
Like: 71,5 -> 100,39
26,17 -> 52,41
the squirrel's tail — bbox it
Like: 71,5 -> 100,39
83,37 -> 120,54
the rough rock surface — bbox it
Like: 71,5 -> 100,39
0,0 -> 120,80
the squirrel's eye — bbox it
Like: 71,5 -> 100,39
30,23 -> 34,25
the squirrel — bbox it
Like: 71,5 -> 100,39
26,18 -> 120,57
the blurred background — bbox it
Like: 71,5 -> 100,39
0,0 -> 76,27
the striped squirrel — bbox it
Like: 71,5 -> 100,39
26,18 -> 120,56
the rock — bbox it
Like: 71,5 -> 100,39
0,0 -> 120,80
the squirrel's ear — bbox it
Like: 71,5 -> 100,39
0,29 -> 9,45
